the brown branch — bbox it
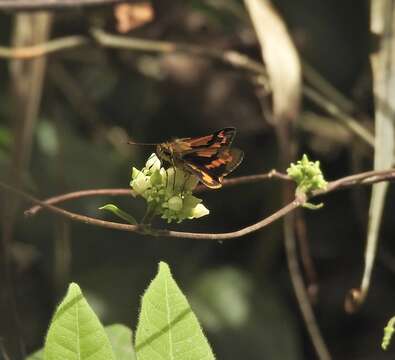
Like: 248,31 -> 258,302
303,85 -> 375,147
25,170 -> 290,216
0,35 -> 88,59
0,167 -> 391,242
90,28 -> 269,77
1,180 -> 304,240
295,209 -> 319,302
314,168 -> 395,195
196,169 -> 290,191
284,214 -> 332,360
26,188 -> 135,216
0,0 -> 129,10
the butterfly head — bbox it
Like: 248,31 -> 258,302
156,142 -> 173,164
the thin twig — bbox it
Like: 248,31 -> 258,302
26,171 -> 289,216
25,188 -> 135,216
284,214 -> 331,360
0,0 -> 127,10
314,168 -> 395,194
0,35 -> 88,59
295,209 -> 319,302
0,168 -> 392,241
197,169 -> 290,191
0,180 -> 304,240
0,29 -> 374,146
303,85 -> 375,147
90,28 -> 269,76
302,61 -> 356,115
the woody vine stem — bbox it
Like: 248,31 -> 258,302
0,167 -> 394,240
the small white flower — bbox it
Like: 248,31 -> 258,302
129,153 -> 210,223
164,167 -> 198,192
131,167 -> 143,180
131,174 -> 150,195
190,203 -> 210,219
145,153 -> 161,173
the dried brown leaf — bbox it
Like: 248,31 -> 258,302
346,0 -> 395,313
244,0 -> 301,121
114,2 -> 154,33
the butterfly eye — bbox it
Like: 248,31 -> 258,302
156,144 -> 172,162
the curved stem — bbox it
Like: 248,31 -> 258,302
26,170 -> 289,216
1,180 -> 303,240
0,167 -> 394,241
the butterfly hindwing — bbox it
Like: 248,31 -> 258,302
183,162 -> 223,188
182,148 -> 244,189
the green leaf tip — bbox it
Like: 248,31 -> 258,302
135,261 -> 215,360
99,204 -> 138,225
302,202 -> 324,210
44,281 -> 115,360
158,261 -> 171,275
287,154 -> 328,199
382,316 -> 395,350
68,282 -> 81,293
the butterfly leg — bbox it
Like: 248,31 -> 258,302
165,167 -> 169,188
181,173 -> 191,196
173,167 -> 177,192
169,157 -> 177,192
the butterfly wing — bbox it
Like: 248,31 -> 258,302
182,147 -> 244,188
159,127 -> 243,188
173,127 -> 236,155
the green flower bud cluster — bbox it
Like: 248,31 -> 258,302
287,154 -> 328,195
130,153 -> 209,223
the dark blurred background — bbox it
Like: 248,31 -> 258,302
1,0 -> 395,359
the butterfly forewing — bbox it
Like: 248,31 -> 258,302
177,127 -> 235,152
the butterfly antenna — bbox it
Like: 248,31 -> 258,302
127,140 -> 158,146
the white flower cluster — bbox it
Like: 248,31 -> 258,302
130,154 -> 209,223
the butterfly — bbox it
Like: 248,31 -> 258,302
154,127 -> 244,189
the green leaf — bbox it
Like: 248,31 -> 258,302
105,324 -> 136,360
44,282 -> 115,360
26,349 -> 43,360
99,204 -> 138,225
135,262 -> 215,360
302,202 -> 324,210
25,324 -> 136,360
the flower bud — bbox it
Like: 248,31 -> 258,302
168,196 -> 183,211
145,153 -> 161,173
131,174 -> 150,195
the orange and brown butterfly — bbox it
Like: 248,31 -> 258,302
130,128 -> 244,189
